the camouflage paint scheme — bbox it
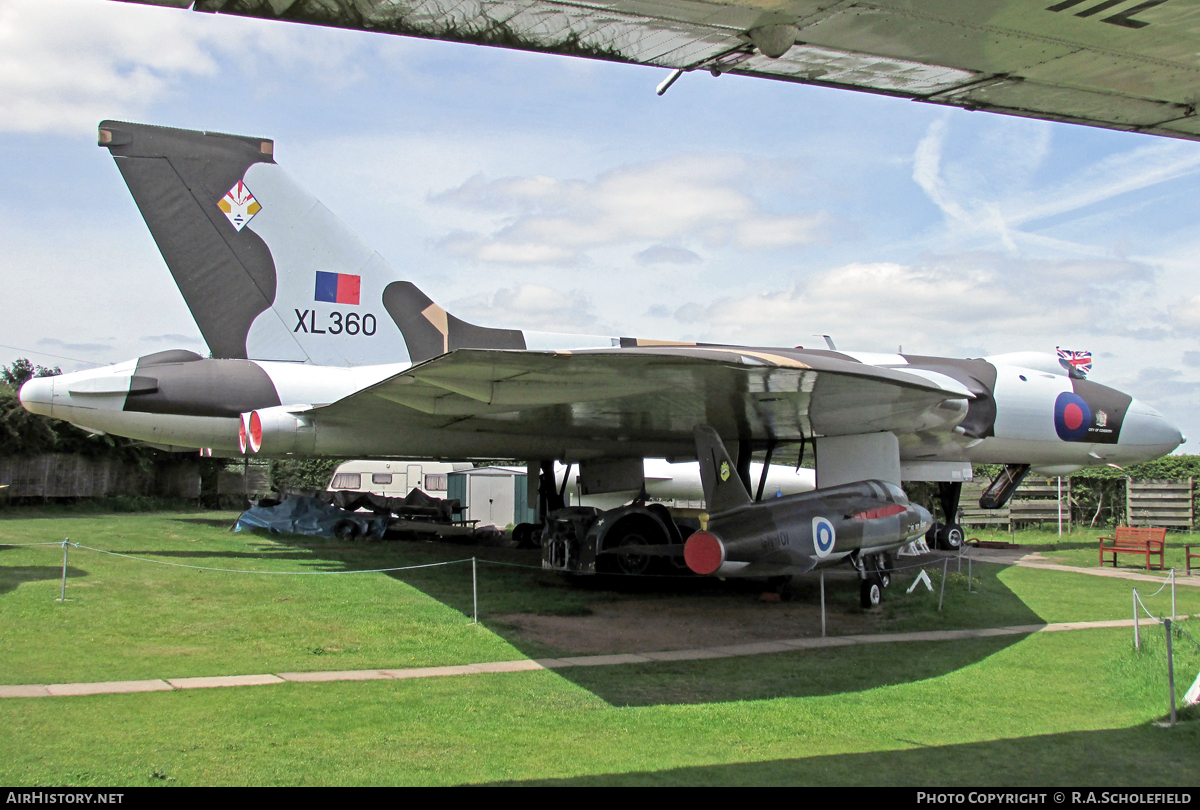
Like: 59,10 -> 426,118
114,0 -> 1200,143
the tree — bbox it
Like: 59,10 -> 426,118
1,358 -> 60,389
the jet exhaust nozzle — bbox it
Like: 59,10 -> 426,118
240,405 -> 313,456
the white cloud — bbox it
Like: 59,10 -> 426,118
0,0 -> 365,134
448,283 -> 605,333
430,155 -> 832,265
1169,294 -> 1200,334
911,118 -> 1200,256
670,253 -> 1158,348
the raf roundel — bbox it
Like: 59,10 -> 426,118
1054,391 -> 1092,442
812,516 -> 836,558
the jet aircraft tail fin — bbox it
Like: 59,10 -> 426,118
693,425 -> 753,513
99,120 -> 525,367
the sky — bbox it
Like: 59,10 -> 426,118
2,0 -> 1200,447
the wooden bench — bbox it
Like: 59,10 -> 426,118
1187,545 -> 1198,576
1098,527 -> 1166,571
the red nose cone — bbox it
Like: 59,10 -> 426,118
684,531 -> 725,575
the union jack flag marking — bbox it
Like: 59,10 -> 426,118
1057,347 -> 1092,378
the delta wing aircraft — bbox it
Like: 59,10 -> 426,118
19,121 -> 1184,605
113,0 -> 1200,143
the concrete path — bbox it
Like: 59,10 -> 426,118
961,548 -> 1200,587
3,614 -> 1194,700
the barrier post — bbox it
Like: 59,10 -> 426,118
1057,477 -> 1062,538
1165,619 -> 1177,726
57,538 -> 69,602
938,557 -> 948,612
472,557 -> 478,624
1171,569 -> 1176,620
968,555 -> 972,593
1133,588 -> 1140,650
820,571 -> 826,638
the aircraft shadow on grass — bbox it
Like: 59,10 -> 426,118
171,517 -> 243,530
235,528 -> 1046,706
0,562 -> 88,596
481,722 -> 1199,786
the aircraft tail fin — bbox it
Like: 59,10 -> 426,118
693,425 -> 753,513
99,120 -> 525,366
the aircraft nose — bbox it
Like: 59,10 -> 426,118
18,376 -> 55,417
912,503 -> 933,537
1120,400 -> 1184,455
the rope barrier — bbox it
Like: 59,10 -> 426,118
1144,569 -> 1175,598
1133,590 -> 1165,625
0,542 -> 79,547
74,545 -> 476,576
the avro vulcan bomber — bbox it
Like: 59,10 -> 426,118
19,122 -> 1184,605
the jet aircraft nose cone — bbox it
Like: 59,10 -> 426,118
1120,400 -> 1184,457
18,376 -> 54,417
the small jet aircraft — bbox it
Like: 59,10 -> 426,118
19,121 -> 1183,604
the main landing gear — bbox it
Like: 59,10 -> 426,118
927,481 -> 964,550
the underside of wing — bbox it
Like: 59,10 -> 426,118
308,345 -> 970,459
122,0 -> 1200,140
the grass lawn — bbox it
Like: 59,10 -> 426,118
2,510 -> 1199,785
0,628 -> 1196,786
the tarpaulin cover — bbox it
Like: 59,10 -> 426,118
235,495 -> 387,539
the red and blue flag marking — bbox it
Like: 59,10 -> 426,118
1057,347 -> 1092,378
314,272 -> 360,305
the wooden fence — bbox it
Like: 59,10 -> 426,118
1127,478 -> 1193,529
959,476 -> 1195,531
961,479 -> 1071,531
0,454 -> 204,500
0,455 -> 278,502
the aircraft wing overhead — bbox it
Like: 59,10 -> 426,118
309,345 -> 970,454
119,0 -> 1200,141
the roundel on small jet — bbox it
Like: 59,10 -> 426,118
812,516 -> 836,558
1054,392 -> 1092,442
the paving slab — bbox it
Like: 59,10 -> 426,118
167,674 -> 284,689
640,648 -> 732,661
776,636 -> 857,649
468,660 -> 547,674
47,680 -> 173,696
1015,560 -> 1200,587
277,670 -> 392,683
531,658 -> 574,669
705,641 -> 794,656
0,685 -> 50,698
555,653 -> 653,667
380,665 -> 480,679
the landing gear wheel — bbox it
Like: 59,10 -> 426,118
512,523 -> 542,549
860,576 -> 883,609
875,552 -> 893,587
614,531 -> 652,575
333,519 -> 360,540
937,523 -> 964,550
